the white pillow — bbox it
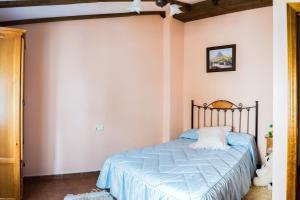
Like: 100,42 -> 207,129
215,126 -> 232,134
189,127 -> 230,150
200,126 -> 232,136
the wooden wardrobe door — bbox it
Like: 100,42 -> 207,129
0,28 -> 25,200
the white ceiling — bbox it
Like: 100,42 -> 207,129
0,0 -> 205,22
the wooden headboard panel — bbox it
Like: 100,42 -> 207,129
191,100 -> 258,143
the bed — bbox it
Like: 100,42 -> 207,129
97,100 -> 259,200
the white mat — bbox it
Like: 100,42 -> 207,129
64,191 -> 113,200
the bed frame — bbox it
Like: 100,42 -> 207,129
191,100 -> 258,144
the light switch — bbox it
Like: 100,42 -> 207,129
96,124 -> 104,132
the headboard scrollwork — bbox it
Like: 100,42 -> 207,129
191,100 -> 258,143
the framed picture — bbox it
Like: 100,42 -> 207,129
206,44 -> 236,73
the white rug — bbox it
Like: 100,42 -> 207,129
64,191 -> 114,200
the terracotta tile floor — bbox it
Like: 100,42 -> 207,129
243,186 -> 272,200
23,172 -> 99,200
23,172 -> 271,200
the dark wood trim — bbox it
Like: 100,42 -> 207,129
0,11 -> 166,26
174,0 -> 273,22
24,171 -> 100,181
0,0 -> 272,24
0,0 -> 133,7
0,0 -> 190,9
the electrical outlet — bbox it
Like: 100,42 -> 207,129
95,124 -> 104,132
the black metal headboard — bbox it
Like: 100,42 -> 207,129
191,100 -> 258,144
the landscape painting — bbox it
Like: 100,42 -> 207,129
207,44 -> 236,73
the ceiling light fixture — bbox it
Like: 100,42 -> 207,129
128,0 -> 183,16
155,0 -> 168,7
128,0 -> 142,13
169,4 -> 182,16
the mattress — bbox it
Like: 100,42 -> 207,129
97,135 -> 257,200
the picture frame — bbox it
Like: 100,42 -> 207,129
206,44 -> 236,73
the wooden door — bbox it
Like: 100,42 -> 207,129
0,28 -> 25,200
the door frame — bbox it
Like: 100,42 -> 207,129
0,27 -> 25,200
287,3 -> 299,200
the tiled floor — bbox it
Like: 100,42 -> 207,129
243,186 -> 272,200
23,172 -> 271,200
23,172 -> 99,200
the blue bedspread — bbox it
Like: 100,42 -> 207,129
97,136 -> 257,200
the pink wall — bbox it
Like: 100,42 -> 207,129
18,7 -> 273,176
20,16 -> 164,176
162,18 -> 184,141
184,7 -> 273,157
169,19 -> 184,140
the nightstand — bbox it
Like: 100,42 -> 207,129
265,137 -> 273,155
